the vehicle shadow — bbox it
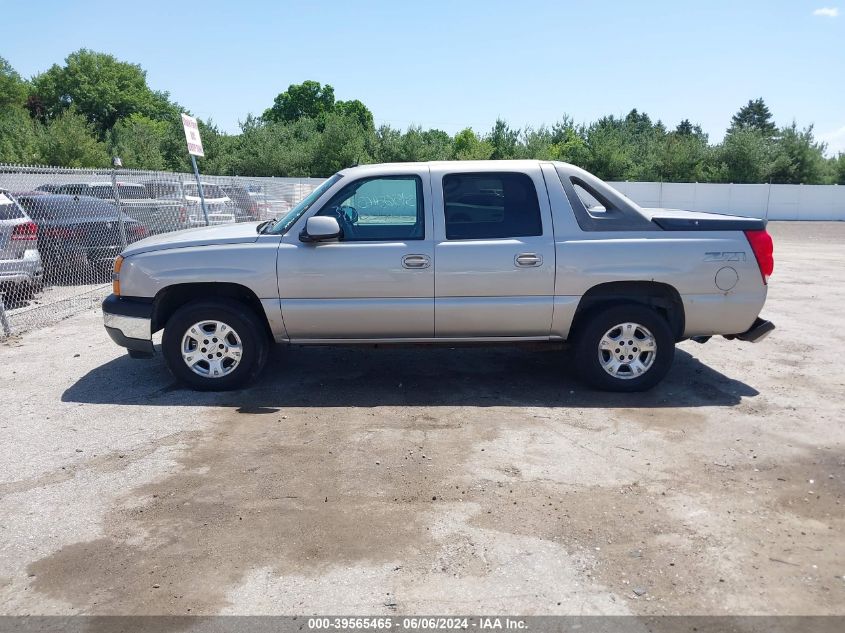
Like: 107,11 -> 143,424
62,344 -> 758,409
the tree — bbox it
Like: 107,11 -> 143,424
548,117 -> 589,166
675,119 -> 695,136
488,118 -> 519,159
263,80 -> 336,123
399,126 -> 452,161
832,154 -> 845,185
36,108 -> 109,167
370,125 -> 404,163
0,57 -> 28,109
307,112 -> 370,176
730,98 -> 777,137
108,114 -> 168,170
334,99 -> 374,130
660,126 -> 709,182
0,105 -> 40,163
707,128 -> 772,183
767,123 -> 827,184
519,126 -> 554,160
29,49 -> 179,135
584,116 -> 631,180
452,128 -> 493,160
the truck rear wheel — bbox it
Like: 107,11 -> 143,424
162,299 -> 269,391
573,304 -> 674,392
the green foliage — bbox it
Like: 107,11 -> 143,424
660,127 -> 709,182
0,105 -> 40,163
0,54 -> 836,183
584,116 -> 632,180
768,123 -> 827,184
730,98 -> 777,137
335,99 -> 374,130
0,57 -> 29,109
708,128 -> 772,183
488,119 -> 519,159
549,117 -> 590,165
107,114 -> 168,170
832,154 -> 845,185
263,80 -> 337,123
30,49 -> 179,135
35,108 -> 109,167
452,128 -> 493,160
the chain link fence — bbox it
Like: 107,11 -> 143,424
0,164 -> 324,336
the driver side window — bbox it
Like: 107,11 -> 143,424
317,176 -> 424,241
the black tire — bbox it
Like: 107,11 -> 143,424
162,299 -> 269,391
573,303 -> 675,392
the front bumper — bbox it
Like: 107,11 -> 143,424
102,294 -> 155,357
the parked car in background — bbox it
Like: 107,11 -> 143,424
15,194 -> 147,281
52,182 -> 186,234
0,190 -> 43,301
143,180 -> 236,226
220,184 -> 260,222
34,184 -> 61,193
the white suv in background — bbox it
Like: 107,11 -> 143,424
182,182 -> 237,226
0,190 -> 44,302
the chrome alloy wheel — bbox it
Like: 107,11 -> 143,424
597,322 -> 657,380
180,320 -> 243,378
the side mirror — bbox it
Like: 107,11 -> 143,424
300,215 -> 342,242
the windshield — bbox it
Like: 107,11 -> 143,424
184,183 -> 226,199
270,174 -> 342,234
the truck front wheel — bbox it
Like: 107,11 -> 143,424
162,299 -> 269,391
573,304 -> 675,392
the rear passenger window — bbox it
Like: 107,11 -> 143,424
443,173 -> 542,240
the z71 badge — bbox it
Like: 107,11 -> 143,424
704,252 -> 746,262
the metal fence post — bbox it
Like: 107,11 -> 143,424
0,292 -> 11,337
190,155 -> 210,226
110,159 -> 127,248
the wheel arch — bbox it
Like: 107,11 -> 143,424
571,281 -> 685,341
151,282 -> 272,340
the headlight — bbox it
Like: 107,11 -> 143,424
113,255 -> 124,296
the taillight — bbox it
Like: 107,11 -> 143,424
11,221 -> 38,240
129,225 -> 148,240
744,229 -> 774,284
178,206 -> 187,224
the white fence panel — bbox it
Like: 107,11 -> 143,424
609,182 -> 844,221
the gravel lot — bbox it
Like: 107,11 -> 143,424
0,222 -> 843,616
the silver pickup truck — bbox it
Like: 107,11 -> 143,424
102,160 -> 774,392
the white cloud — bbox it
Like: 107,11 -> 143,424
812,7 -> 839,17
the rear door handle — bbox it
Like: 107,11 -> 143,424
402,254 -> 431,269
515,252 -> 543,267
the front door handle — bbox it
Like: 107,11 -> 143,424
515,252 -> 543,267
402,254 -> 431,269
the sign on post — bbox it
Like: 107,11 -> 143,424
181,113 -> 209,225
181,114 -> 205,157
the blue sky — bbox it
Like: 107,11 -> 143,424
4,0 -> 844,152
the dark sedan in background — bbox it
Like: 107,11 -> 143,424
14,194 -> 147,282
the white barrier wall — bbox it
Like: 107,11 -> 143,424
608,181 -> 845,221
